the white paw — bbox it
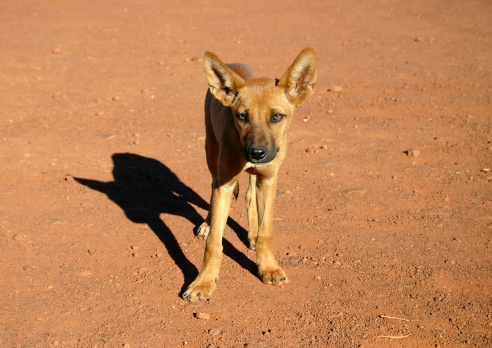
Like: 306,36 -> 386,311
196,221 -> 210,239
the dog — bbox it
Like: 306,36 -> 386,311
183,48 -> 318,302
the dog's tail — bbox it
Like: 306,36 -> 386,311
233,181 -> 239,200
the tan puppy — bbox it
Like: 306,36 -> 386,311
183,48 -> 318,301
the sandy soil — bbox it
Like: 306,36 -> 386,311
1,0 -> 491,347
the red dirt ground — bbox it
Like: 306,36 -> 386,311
1,1 -> 491,347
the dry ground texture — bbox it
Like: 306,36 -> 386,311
1,0 -> 491,347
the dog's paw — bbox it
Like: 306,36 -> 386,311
196,221 -> 210,239
247,229 -> 258,250
182,277 -> 218,302
248,239 -> 256,250
259,266 -> 289,286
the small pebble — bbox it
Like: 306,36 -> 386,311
330,86 -> 342,93
406,148 -> 421,157
52,48 -> 61,54
190,56 -> 203,62
23,265 -> 32,271
314,275 -> 322,281
13,234 -> 24,241
208,328 -> 221,335
481,168 -> 490,172
88,249 -> 96,255
195,312 -> 211,320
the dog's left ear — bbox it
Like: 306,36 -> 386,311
204,51 -> 245,107
277,47 -> 318,107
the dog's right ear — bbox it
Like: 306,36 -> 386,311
204,51 -> 245,107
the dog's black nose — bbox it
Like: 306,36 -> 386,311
248,147 -> 267,161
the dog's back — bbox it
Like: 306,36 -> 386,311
226,63 -> 255,80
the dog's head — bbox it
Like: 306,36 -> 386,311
204,48 -> 318,164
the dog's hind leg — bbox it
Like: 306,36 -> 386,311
196,183 -> 213,239
246,174 -> 258,250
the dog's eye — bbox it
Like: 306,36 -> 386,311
270,113 -> 286,123
236,112 -> 249,123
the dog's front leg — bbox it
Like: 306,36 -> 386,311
183,178 -> 235,302
255,175 -> 289,286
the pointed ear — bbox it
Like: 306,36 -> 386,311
203,51 -> 245,107
277,47 -> 318,107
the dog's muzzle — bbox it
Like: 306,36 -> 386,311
244,146 -> 278,164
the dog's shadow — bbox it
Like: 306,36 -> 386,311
74,153 -> 256,295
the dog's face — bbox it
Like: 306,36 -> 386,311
231,78 -> 296,164
204,48 -> 318,164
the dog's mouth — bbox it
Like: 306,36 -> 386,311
244,146 -> 278,164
